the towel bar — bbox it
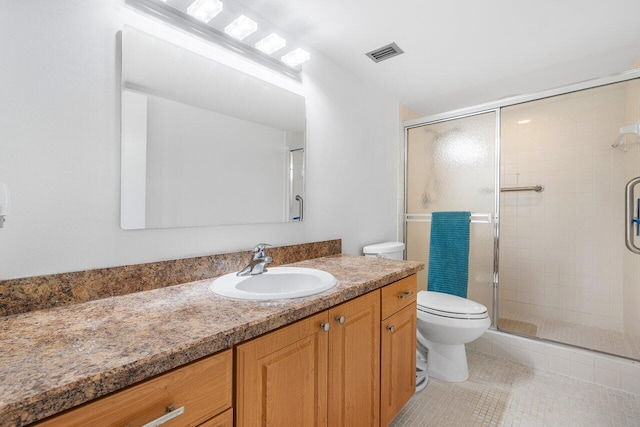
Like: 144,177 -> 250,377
405,213 -> 493,224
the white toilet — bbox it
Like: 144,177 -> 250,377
363,241 -> 406,260
362,242 -> 490,383
416,290 -> 490,382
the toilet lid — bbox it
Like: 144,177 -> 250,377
417,291 -> 488,319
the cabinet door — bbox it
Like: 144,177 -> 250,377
328,291 -> 380,427
380,302 -> 416,426
236,311 -> 329,427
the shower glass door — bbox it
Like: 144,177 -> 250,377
498,79 -> 640,360
405,112 -> 497,317
289,148 -> 304,221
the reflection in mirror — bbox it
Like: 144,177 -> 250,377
121,26 -> 305,229
289,148 -> 304,220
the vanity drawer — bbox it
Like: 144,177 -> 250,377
381,274 -> 417,319
36,349 -> 232,427
198,408 -> 233,426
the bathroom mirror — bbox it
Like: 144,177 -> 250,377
120,26 -> 306,229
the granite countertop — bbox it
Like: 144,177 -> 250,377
0,254 -> 423,426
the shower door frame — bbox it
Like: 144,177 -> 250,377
403,68 -> 640,331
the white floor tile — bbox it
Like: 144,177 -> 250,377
391,351 -> 640,427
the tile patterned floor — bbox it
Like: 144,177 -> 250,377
391,351 -> 640,426
499,311 -> 640,360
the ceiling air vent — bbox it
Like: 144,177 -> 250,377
365,42 -> 404,63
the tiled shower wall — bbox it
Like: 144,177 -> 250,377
499,82 -> 637,332
623,60 -> 640,351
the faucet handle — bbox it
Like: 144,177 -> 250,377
253,243 -> 271,258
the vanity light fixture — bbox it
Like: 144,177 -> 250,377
281,48 -> 310,67
224,15 -> 258,40
517,119 -> 531,124
187,0 -> 223,23
255,33 -> 286,55
127,0 -> 308,79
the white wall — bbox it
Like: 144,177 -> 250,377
0,0 -> 399,279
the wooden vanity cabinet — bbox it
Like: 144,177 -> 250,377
328,290 -> 380,426
236,274 -> 418,427
380,275 -> 417,426
35,349 -> 233,427
35,275 -> 417,427
236,291 -> 381,427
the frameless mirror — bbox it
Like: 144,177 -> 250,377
120,26 -> 306,229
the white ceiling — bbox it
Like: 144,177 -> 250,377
239,0 -> 640,116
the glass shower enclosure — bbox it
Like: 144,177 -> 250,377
405,71 -> 640,361
405,112 -> 498,319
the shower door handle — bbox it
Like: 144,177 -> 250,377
295,195 -> 304,221
625,176 -> 640,254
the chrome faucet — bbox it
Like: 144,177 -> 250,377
237,243 -> 273,276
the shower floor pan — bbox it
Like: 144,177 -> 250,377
499,311 -> 640,361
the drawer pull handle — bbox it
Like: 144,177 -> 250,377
335,315 -> 346,325
141,405 -> 185,427
398,291 -> 413,300
321,322 -> 331,332
387,325 -> 395,333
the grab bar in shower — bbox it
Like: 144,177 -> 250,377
405,213 -> 493,224
625,176 -> 640,254
500,185 -> 544,193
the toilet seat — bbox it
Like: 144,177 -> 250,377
417,291 -> 488,320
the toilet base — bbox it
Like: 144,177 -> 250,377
427,343 -> 469,382
416,370 -> 428,392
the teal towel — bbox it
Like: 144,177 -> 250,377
427,211 -> 470,298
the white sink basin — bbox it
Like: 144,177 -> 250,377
209,267 -> 338,300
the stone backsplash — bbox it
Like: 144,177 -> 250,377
0,239 -> 341,316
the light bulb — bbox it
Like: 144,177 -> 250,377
255,33 -> 286,55
187,0 -> 223,23
281,48 -> 310,67
224,15 -> 258,40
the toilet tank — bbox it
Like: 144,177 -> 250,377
362,242 -> 405,260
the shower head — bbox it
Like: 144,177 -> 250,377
611,119 -> 640,150
424,127 -> 463,141
619,120 -> 640,136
